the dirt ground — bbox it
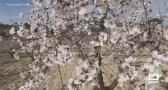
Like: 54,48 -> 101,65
0,28 -> 167,90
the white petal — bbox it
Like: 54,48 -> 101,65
152,51 -> 158,58
0,35 -> 2,42
164,77 -> 168,83
9,27 -> 15,35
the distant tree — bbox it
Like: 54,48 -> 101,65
0,22 -> 11,28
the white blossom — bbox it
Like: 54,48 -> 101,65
143,31 -> 148,41
164,77 -> 168,83
118,73 -> 129,87
163,29 -> 168,40
110,37 -> 118,44
104,20 -> 116,29
152,51 -> 168,62
125,56 -> 136,63
134,86 -> 140,90
98,6 -> 107,15
19,12 -> 24,18
17,26 -> 24,37
99,32 -> 108,41
13,52 -> 20,60
32,0 -> 43,7
0,35 -> 2,42
143,63 -> 155,74
9,27 -> 15,35
129,26 -> 141,35
68,78 -> 77,90
152,60 -> 161,67
47,0 -> 53,5
89,40 -> 102,46
20,71 -> 27,79
121,62 -> 130,69
152,51 -> 158,57
79,7 -> 90,20
129,66 -> 138,80
50,8 -> 56,17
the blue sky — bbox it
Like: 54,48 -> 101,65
151,0 -> 168,15
0,0 -> 167,24
0,0 -> 32,24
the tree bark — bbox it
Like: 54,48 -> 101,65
98,70 -> 106,90
96,47 -> 106,90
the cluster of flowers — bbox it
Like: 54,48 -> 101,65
117,50 -> 168,90
9,7 -> 75,90
8,0 -> 168,89
68,58 -> 100,90
118,57 -> 139,89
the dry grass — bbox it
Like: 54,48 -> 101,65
0,28 -> 167,90
0,50 -> 31,90
0,49 -> 167,90
43,58 -> 118,90
0,28 -> 30,90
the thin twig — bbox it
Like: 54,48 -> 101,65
57,65 -> 64,90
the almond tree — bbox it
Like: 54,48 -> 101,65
9,0 -> 168,90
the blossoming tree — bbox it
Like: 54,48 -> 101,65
9,0 -> 168,90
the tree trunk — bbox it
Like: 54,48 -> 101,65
96,48 -> 106,90
98,70 -> 106,90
